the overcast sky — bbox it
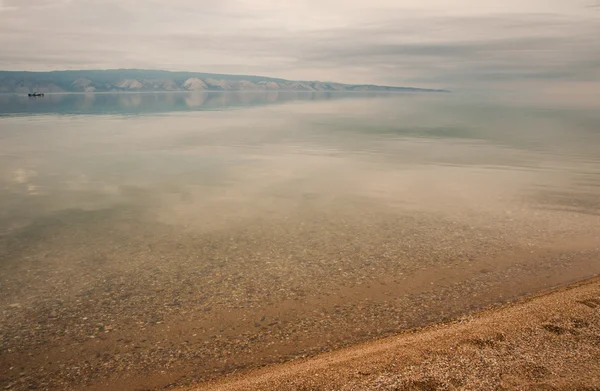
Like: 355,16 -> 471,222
0,0 -> 599,89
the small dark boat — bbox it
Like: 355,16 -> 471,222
28,92 -> 45,97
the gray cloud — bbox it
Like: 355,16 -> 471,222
0,0 -> 599,89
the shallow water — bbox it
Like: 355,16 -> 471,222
1,91 -> 599,390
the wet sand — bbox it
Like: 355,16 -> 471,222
188,276 -> 600,391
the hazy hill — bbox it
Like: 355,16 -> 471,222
0,69 -> 447,93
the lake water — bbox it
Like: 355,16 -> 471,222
1,91 -> 600,390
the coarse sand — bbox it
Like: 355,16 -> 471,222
187,276 -> 600,391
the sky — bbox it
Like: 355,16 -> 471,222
0,0 -> 599,89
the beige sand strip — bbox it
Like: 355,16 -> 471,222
188,276 -> 600,390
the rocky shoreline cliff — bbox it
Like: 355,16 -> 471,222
0,69 -> 447,94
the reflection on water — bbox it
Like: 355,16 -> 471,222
1,92 -> 600,390
0,91 -> 381,116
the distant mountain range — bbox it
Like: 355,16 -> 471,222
0,69 -> 447,93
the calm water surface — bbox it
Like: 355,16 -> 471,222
1,91 -> 599,390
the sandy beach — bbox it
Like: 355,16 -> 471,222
187,276 -> 600,391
